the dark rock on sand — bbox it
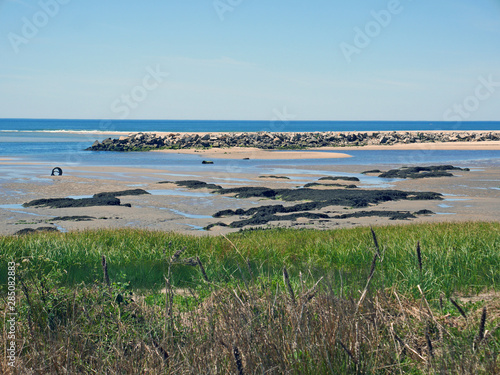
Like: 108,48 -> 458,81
414,209 -> 434,215
15,227 -> 59,236
204,222 -> 229,230
378,165 -> 470,179
229,211 -> 330,228
214,202 -> 326,218
215,187 -> 442,207
332,209 -> 435,220
158,180 -> 223,190
23,189 -> 149,209
51,216 -> 96,221
216,187 -> 278,199
210,186 -> 442,228
93,189 -> 150,198
333,210 -> 416,220
303,183 -> 357,189
258,175 -> 290,179
318,176 -> 360,182
23,196 -> 122,208
176,180 -> 222,190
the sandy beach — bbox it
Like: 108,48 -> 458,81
154,147 -> 353,159
1,131 -> 499,236
1,154 -> 499,236
152,141 -> 500,160
324,141 -> 500,151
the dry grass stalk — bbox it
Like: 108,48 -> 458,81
164,276 -> 173,321
17,275 -> 34,338
425,330 -> 434,359
370,227 -> 380,256
357,252 -> 378,310
417,285 -> 435,321
300,276 -> 323,304
101,255 -> 110,286
416,241 -> 422,273
233,345 -> 245,375
246,258 -> 254,279
477,306 -> 487,345
450,297 -> 467,320
197,256 -> 209,282
338,340 -> 357,364
170,246 -> 186,263
283,266 -> 296,304
152,338 -> 169,365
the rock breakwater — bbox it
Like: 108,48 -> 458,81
86,131 -> 500,151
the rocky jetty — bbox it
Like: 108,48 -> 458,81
86,131 -> 500,151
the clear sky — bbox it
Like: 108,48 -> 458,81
1,0 -> 499,121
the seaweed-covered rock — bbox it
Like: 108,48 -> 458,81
258,175 -> 290,179
216,187 -> 278,199
22,189 -> 149,209
318,176 -> 360,182
215,186 -> 442,208
93,189 -> 150,198
414,209 -> 434,215
303,183 -> 357,189
332,210 -> 416,220
210,186 -> 442,228
204,222 -> 229,230
51,216 -> 96,221
23,196 -> 122,208
378,165 -> 470,179
176,180 -> 222,190
14,227 -> 59,236
229,212 -> 329,228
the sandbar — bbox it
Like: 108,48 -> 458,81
154,147 -> 352,159
322,141 -> 500,151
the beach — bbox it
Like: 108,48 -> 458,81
1,144 -> 499,236
153,140 -> 500,159
1,126 -> 499,237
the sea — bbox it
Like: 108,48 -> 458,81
1,119 -> 500,181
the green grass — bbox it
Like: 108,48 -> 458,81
1,222 -> 499,374
1,222 -> 499,298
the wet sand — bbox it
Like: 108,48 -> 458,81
154,147 -> 352,159
0,160 -> 499,236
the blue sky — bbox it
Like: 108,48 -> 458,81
1,0 -> 499,121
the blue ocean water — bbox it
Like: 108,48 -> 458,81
1,118 -> 500,133
0,118 -> 499,170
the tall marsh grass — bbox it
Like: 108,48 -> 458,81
0,222 -> 499,373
